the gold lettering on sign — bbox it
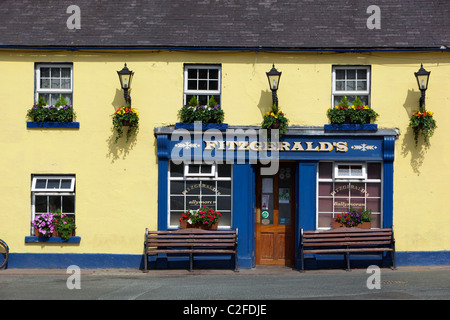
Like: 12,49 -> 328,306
203,140 -> 349,153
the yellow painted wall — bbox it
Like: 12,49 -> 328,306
0,49 -> 449,256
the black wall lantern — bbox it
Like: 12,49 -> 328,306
414,64 -> 431,110
266,64 -> 282,107
117,63 -> 134,106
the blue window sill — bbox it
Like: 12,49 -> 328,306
25,236 -> 81,243
27,122 -> 80,128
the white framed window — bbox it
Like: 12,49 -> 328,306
168,161 -> 232,229
334,163 -> 366,180
35,63 -> 73,106
31,175 -> 76,234
317,162 -> 382,229
184,64 -> 221,105
332,66 -> 370,107
184,163 -> 216,177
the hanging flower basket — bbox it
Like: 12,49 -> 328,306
409,110 -> 437,147
261,105 -> 289,137
112,104 -> 139,143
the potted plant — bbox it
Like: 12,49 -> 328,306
27,95 -> 76,124
112,103 -> 139,143
326,96 -> 378,130
409,110 -> 437,147
176,96 -> 226,129
32,212 -> 57,237
179,207 -> 222,229
54,212 -> 76,240
261,104 -> 289,137
332,207 -> 373,229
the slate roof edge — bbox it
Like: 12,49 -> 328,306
1,45 -> 449,53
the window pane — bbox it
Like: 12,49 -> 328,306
185,181 -> 200,194
200,164 -> 212,174
170,180 -> 184,194
170,162 -> 184,177
357,69 -> 367,79
198,95 -> 208,105
186,195 -> 200,210
61,79 -> 71,89
357,80 -> 367,90
51,68 -> 61,77
217,196 -> 231,211
218,211 -> 231,227
347,70 -> 356,79
318,162 -> 332,179
202,196 -> 216,208
202,181 -> 216,195
47,179 -> 60,189
188,80 -> 197,90
198,80 -> 208,90
318,213 -> 333,228
40,79 -> 50,89
35,179 -> 47,189
62,195 -> 75,213
318,182 -> 333,196
188,165 -> 200,174
61,68 -> 71,78
198,69 -> 208,79
217,164 -> 231,177
187,69 -> 197,79
367,183 -> 381,197
170,196 -> 184,211
335,80 -> 345,91
346,80 -> 356,91
61,179 -> 72,189
350,183 -> 366,197
51,79 -> 60,89
217,181 -> 231,196
336,69 -> 345,79
49,196 -> 61,212
41,67 -> 50,77
318,197 -> 333,212
209,69 -> 218,79
35,196 -> 47,213
350,165 -> 363,176
209,80 -> 218,90
367,163 -> 381,179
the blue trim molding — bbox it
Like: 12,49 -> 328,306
25,236 -> 81,243
27,122 -> 80,128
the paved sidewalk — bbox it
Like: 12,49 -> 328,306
0,265 -> 449,301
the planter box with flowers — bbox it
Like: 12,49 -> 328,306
261,104 -> 289,137
325,96 -> 378,131
27,95 -> 79,128
112,104 -> 139,143
331,207 -> 374,229
409,110 -> 437,147
176,96 -> 227,130
27,211 -> 78,243
179,207 -> 223,229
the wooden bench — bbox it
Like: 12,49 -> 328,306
144,228 -> 238,272
300,227 -> 396,272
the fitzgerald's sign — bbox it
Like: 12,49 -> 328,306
204,140 -> 349,153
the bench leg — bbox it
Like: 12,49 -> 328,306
234,252 -> 239,272
346,252 -> 351,272
189,253 -> 193,272
143,253 -> 149,273
300,249 -> 305,272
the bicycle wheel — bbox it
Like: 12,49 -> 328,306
0,240 -> 9,269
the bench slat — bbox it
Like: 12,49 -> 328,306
300,227 -> 395,272
144,228 -> 238,272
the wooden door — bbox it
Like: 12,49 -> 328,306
255,162 -> 296,265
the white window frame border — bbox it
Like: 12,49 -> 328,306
168,162 -> 232,229
184,163 -> 216,177
35,63 -> 73,105
333,162 -> 367,180
31,176 -> 75,192
183,64 -> 221,105
331,65 -> 371,108
316,161 -> 383,230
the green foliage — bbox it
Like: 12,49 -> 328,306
178,96 -> 225,124
327,96 -> 378,125
112,104 -> 139,143
261,104 -> 289,137
54,210 -> 76,240
27,95 -> 75,122
409,110 -> 437,147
